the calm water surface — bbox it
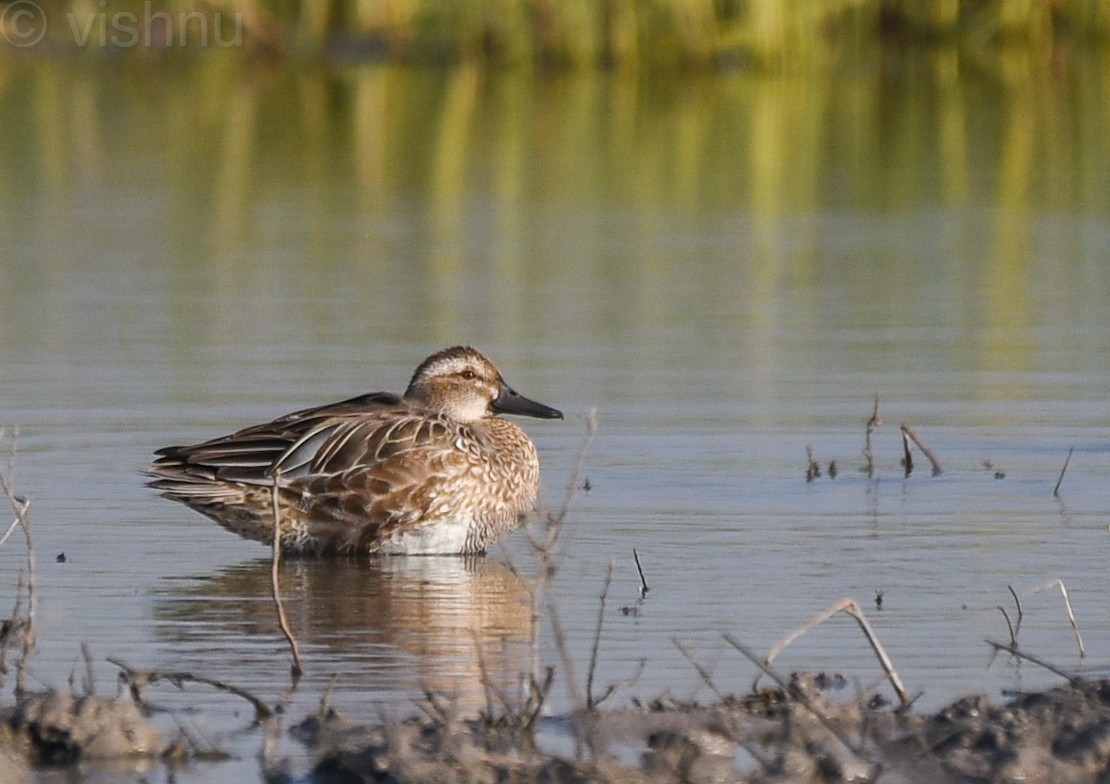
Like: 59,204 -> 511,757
2,54 -> 1110,781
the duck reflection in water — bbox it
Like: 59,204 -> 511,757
154,555 -> 534,714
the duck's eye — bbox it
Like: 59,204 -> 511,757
460,369 -> 477,380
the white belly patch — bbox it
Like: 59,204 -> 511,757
377,518 -> 474,555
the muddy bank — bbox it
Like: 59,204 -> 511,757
288,674 -> 1110,784
4,672 -> 1110,781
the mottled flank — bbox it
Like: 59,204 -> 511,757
148,347 -> 562,554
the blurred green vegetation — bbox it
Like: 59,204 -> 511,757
0,42 -> 1107,384
2,0 -> 1110,67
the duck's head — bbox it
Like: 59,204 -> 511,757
405,346 -> 564,424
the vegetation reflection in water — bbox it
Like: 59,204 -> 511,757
1,52 -> 1108,349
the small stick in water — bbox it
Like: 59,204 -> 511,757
863,392 -> 881,478
900,429 -> 914,477
1053,447 -> 1073,497
270,471 -> 303,679
585,559 -> 615,710
996,606 -> 1016,648
632,548 -> 649,598
984,640 -> 1083,686
900,424 -> 941,476
1022,579 -> 1084,659
108,657 -> 273,722
756,597 -> 909,707
1008,584 -> 1023,635
805,445 -> 820,482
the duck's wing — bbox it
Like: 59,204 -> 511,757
296,416 -> 481,550
275,411 -> 462,477
150,392 -> 408,484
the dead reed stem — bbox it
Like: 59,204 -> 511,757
1053,447 -> 1073,497
805,445 -> 820,482
996,606 -> 1016,647
984,641 -> 1083,686
515,409 -> 597,708
108,657 -> 274,721
900,424 -> 941,476
632,548 -> 648,598
0,427 -> 36,702
900,429 -> 914,477
724,633 -> 875,767
674,638 -> 725,701
1006,584 -> 1024,636
863,393 -> 881,477
269,471 -> 303,679
759,597 -> 909,707
585,559 -> 615,710
1022,579 -> 1085,659
541,408 -> 598,552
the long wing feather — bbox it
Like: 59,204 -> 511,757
150,392 -> 406,484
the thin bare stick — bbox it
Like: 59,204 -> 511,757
586,559 -> 615,710
547,603 -> 583,713
468,627 -> 499,721
863,393 -> 881,477
522,667 -> 554,732
760,597 -> 909,706
983,640 -> 1083,686
1,429 -> 36,703
900,424 -> 941,476
1053,447 -> 1074,497
108,657 -> 274,721
673,638 -> 725,701
81,643 -> 96,697
269,471 -> 303,678
1022,579 -> 1085,659
632,548 -> 649,598
900,429 -> 914,477
590,657 -> 646,711
513,410 -> 598,702
805,445 -> 820,482
0,515 -> 21,551
996,607 -> 1016,647
539,408 -> 598,552
1008,584 -> 1023,636
724,633 -> 874,760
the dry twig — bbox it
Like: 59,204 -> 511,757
805,445 -> 820,482
863,393 -> 881,477
900,429 -> 914,477
269,471 -> 303,679
757,597 -> 909,706
108,657 -> 274,722
984,641 -> 1083,686
1008,585 -> 1023,635
724,633 -> 876,765
1022,579 -> 1084,658
585,560 -> 614,710
900,424 -> 941,476
510,410 -> 597,707
1053,447 -> 1074,497
673,638 -> 725,701
632,548 -> 649,598
0,427 -> 36,702
996,606 -> 1016,648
